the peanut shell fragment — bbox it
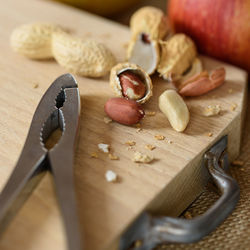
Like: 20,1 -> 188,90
130,6 -> 169,41
157,34 -> 197,81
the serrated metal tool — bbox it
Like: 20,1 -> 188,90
0,74 -> 83,250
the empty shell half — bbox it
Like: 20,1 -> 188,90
157,34 -> 197,81
174,58 -> 203,89
110,63 -> 153,104
127,34 -> 160,75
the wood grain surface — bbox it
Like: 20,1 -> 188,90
0,1 -> 247,250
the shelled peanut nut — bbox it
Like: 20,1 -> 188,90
104,97 -> 145,125
159,90 -> 190,132
110,63 -> 153,104
179,67 -> 226,97
119,71 -> 146,100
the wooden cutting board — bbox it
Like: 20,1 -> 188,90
0,1 -> 247,250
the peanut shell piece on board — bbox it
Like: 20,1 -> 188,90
175,58 -> 203,89
157,34 -> 197,81
10,23 -> 63,59
52,32 -> 116,77
127,6 -> 169,75
127,35 -> 159,75
110,63 -> 153,104
130,6 -> 169,41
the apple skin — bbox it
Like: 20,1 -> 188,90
168,0 -> 250,72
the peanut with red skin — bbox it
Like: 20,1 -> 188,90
104,97 -> 144,125
119,71 -> 146,100
179,67 -> 226,97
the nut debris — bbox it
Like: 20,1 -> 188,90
145,144 -> 156,151
154,135 -> 165,140
228,88 -> 233,94
125,141 -> 136,146
108,153 -> 119,160
90,152 -> 98,158
33,83 -> 39,89
184,211 -> 192,219
205,132 -> 213,137
230,103 -> 238,111
104,117 -> 112,124
145,111 -> 156,116
202,105 -> 221,117
105,170 -> 117,182
232,160 -> 244,167
98,143 -> 110,153
133,151 -> 153,163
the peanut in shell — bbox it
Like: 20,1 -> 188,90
110,63 -> 153,104
10,23 -> 63,59
52,32 -> 116,77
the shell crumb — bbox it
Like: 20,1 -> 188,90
108,153 -> 119,160
205,132 -> 213,137
98,143 -> 110,153
167,140 -> 173,144
90,152 -> 98,158
136,128 -> 142,133
230,103 -> 238,111
104,116 -> 112,124
154,134 -> 165,140
125,141 -> 136,146
228,88 -> 233,93
33,83 -> 39,89
184,211 -> 192,219
202,105 -> 221,117
145,144 -> 156,151
145,111 -> 156,116
133,151 -> 153,163
105,170 -> 117,182
232,160 -> 244,167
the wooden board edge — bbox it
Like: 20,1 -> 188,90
107,79 -> 248,250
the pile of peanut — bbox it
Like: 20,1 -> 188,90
10,7 -> 226,133
10,23 -> 116,77
104,6 -> 226,132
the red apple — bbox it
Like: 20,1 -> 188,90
168,0 -> 250,72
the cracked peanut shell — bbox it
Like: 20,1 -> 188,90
126,35 -> 160,75
130,6 -> 169,41
52,32 -> 116,77
110,63 -> 153,104
10,23 -> 63,59
157,34 -> 197,81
